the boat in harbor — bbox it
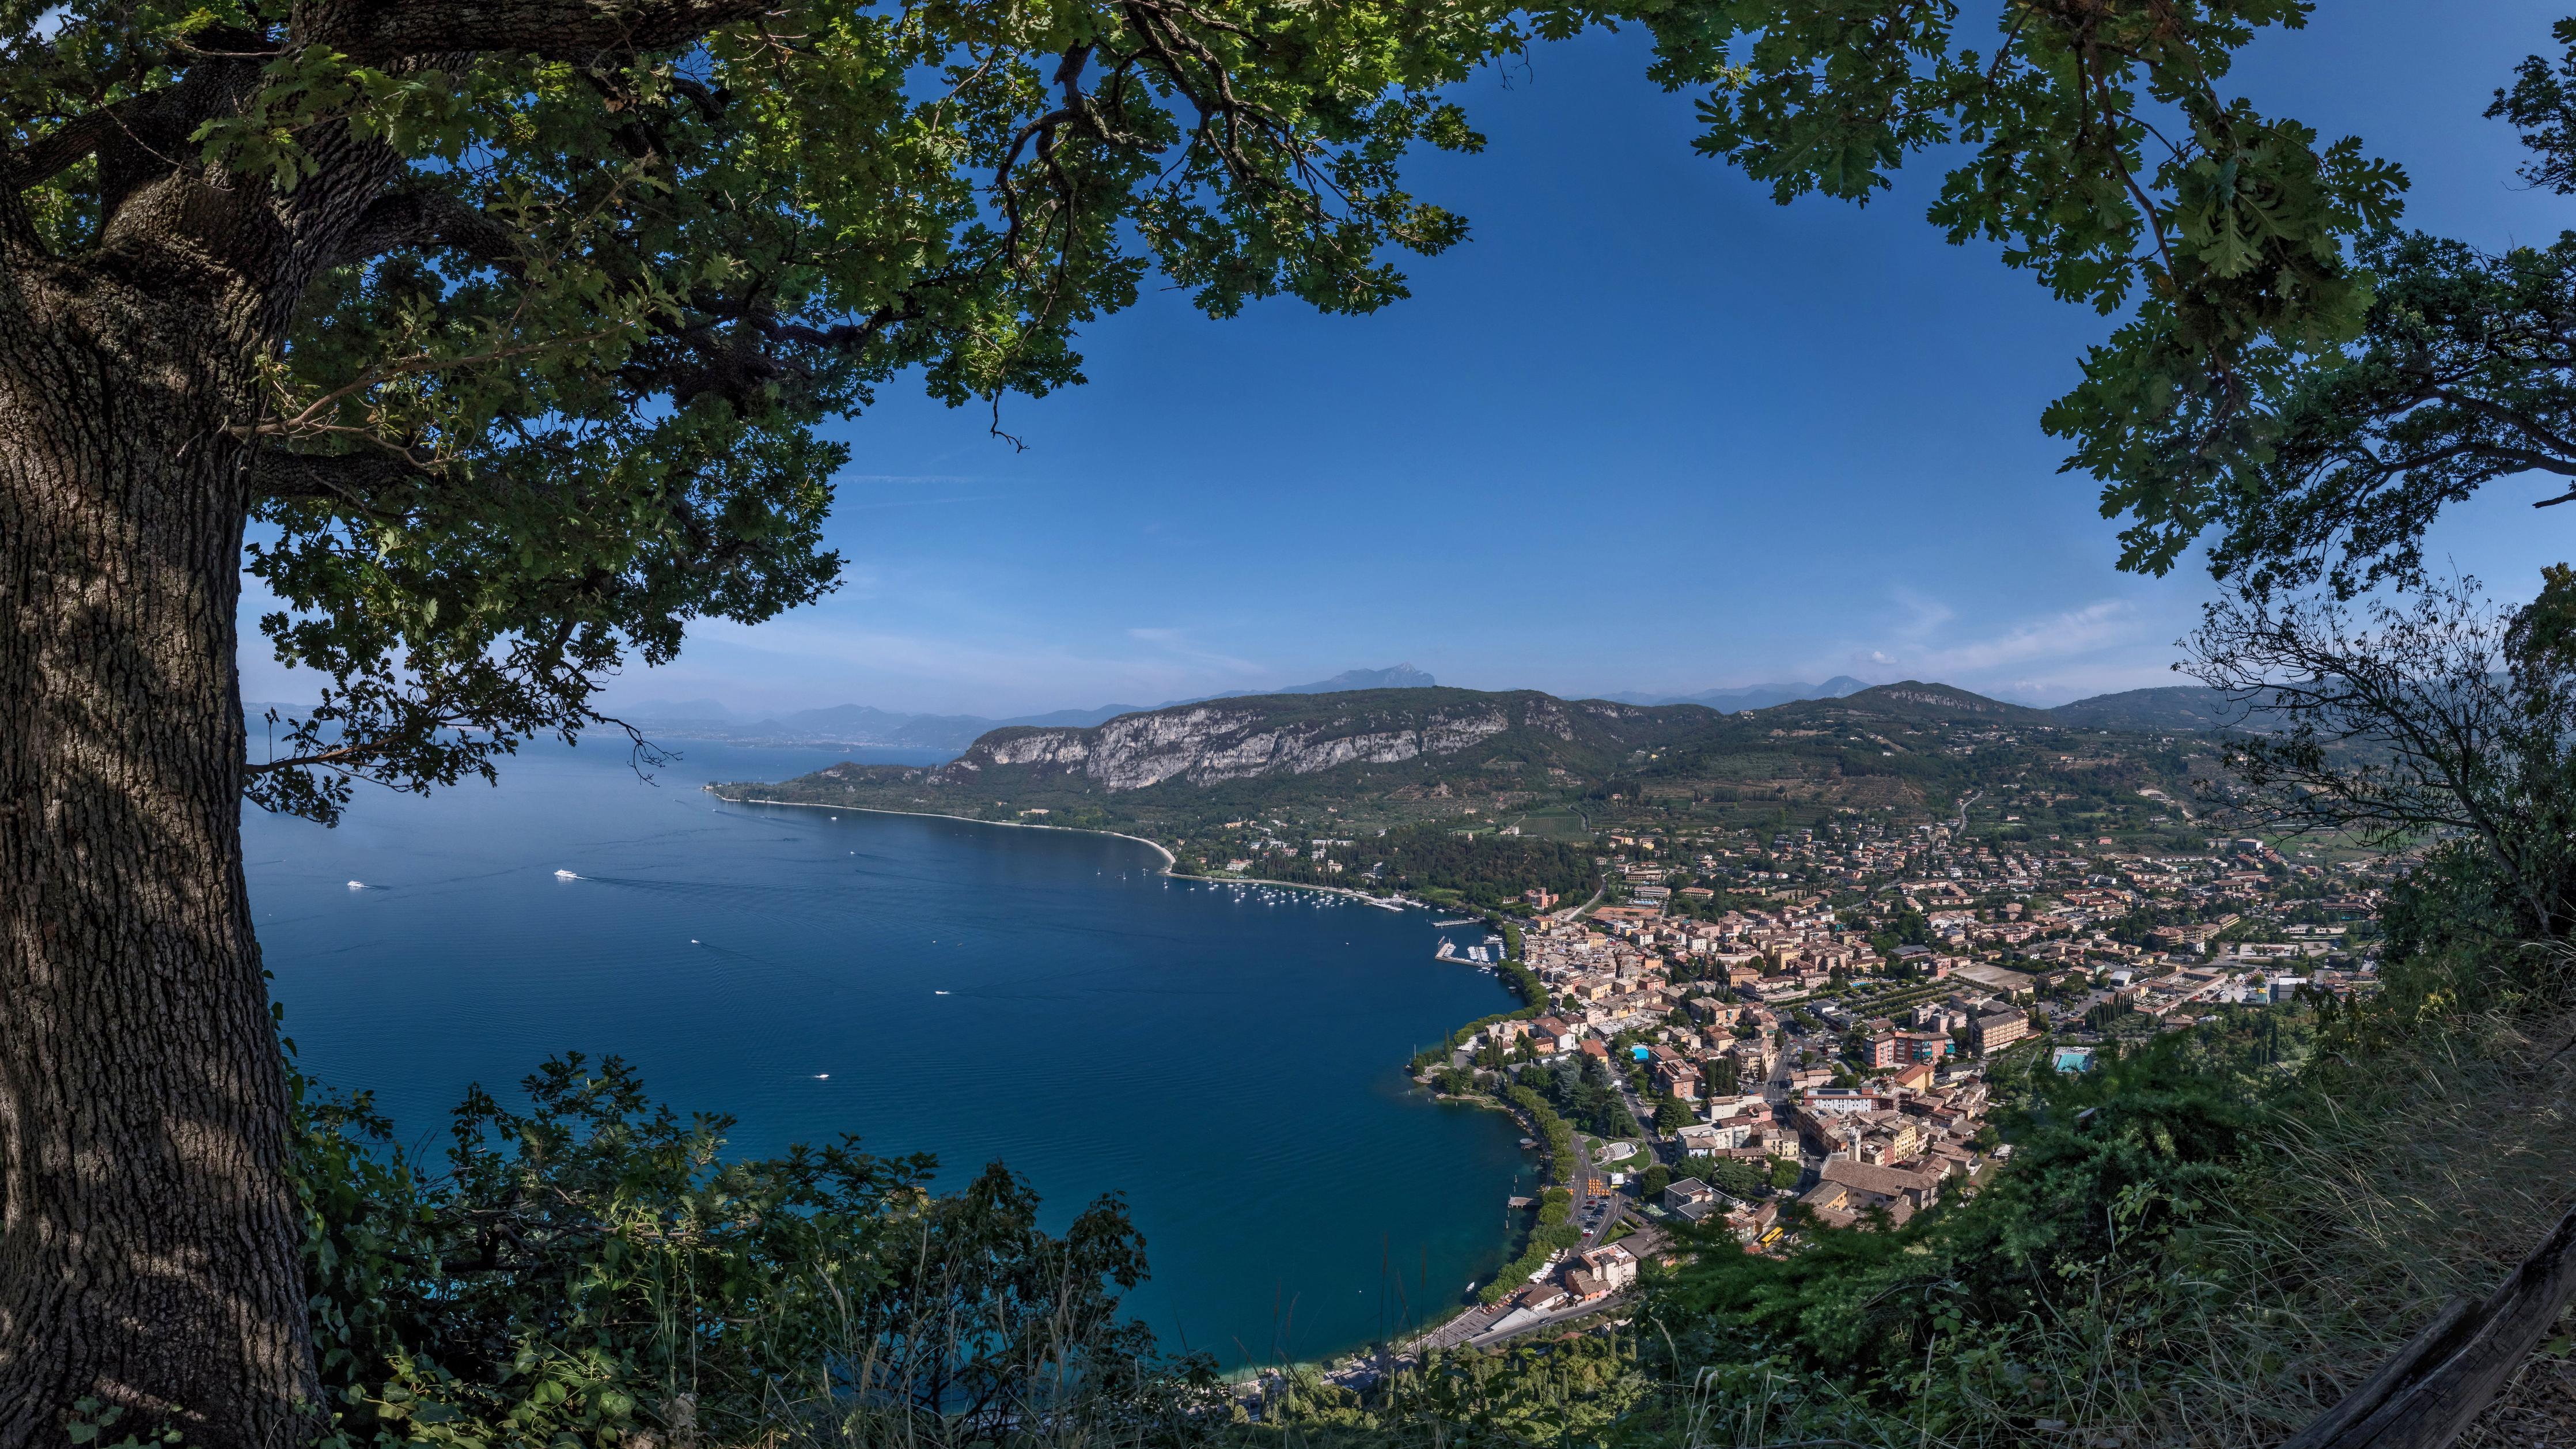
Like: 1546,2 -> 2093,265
1431,917 -> 1477,927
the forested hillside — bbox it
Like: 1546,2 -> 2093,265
711,682 -> 2233,863
1222,823 -> 1598,907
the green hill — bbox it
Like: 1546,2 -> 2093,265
712,687 -> 1729,841
712,682 -> 2232,858
2050,684 -> 2283,732
1812,680 -> 2060,725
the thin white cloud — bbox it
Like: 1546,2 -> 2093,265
1838,597 -> 2188,703
1906,599 -> 2132,674
1884,587 -> 1957,642
1124,626 -> 1266,677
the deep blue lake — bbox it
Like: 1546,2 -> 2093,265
244,741 -> 1532,1367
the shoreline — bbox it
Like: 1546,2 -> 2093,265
711,790 -> 1438,911
710,792 -> 1179,869
1200,869 -> 1421,910
717,785 -> 1541,1362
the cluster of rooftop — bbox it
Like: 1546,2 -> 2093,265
1423,809 -> 2391,1313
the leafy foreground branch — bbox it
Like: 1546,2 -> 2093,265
272,1054 -> 1218,1449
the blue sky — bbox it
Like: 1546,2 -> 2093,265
241,2 -> 2576,717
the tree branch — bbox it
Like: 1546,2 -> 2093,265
2,96 -> 155,191
334,188 -> 525,275
2423,384 -> 2576,463
252,447 -> 440,506
243,737 -> 405,775
300,0 -> 775,64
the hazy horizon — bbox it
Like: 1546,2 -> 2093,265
248,669 -> 2219,724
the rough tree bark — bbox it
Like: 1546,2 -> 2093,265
0,5 -> 762,1436
0,259 -> 322,1442
0,48 -> 408,1432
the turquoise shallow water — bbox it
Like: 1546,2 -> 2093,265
244,741 -> 1533,1366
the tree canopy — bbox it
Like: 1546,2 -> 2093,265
0,1 -> 2409,822
2105,18 -> 2576,597
7,0 -> 1529,820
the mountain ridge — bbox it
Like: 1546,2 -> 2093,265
608,664 -> 1443,750
931,687 -> 1714,794
749,678 -> 2078,804
710,676 -> 2235,862
263,676 -> 2255,759
1600,675 -> 1873,710
2047,683 -> 2274,731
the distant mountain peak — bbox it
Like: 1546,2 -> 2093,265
1819,680 -> 2055,724
1192,664 -> 1438,702
1275,664 -> 1435,694
1599,676 -> 1872,711
1854,680 -> 2011,709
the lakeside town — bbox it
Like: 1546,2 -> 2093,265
1264,808 -> 2391,1385
713,682 -> 2430,1404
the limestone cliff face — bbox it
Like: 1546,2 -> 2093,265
933,692 -> 1653,793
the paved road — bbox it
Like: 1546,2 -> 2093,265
1763,1050 -> 1795,1105
1952,788 -> 1983,833
1412,1302 -> 1507,1352
1568,1131 -> 1607,1234
1468,1294 -> 1628,1348
1612,1071 -> 1654,1140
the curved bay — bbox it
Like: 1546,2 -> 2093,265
248,740 -> 1535,1367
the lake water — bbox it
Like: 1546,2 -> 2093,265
244,741 -> 1534,1367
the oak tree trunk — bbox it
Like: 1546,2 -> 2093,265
0,275 -> 319,1444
